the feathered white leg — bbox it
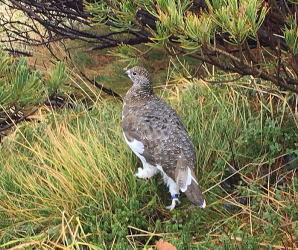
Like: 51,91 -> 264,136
164,175 -> 180,210
135,163 -> 158,179
156,164 -> 181,210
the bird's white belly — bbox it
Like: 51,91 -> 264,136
123,131 -> 144,157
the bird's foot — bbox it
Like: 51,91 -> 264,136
134,167 -> 157,179
166,198 -> 181,211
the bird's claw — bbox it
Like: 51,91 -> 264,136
166,198 -> 180,211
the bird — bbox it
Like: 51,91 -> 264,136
122,66 -> 206,210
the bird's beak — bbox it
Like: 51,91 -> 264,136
124,70 -> 130,77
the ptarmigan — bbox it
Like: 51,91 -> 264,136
122,66 -> 206,210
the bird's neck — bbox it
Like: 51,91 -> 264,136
125,84 -> 154,104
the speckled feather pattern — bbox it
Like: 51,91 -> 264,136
123,94 -> 196,177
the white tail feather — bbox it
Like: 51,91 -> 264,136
180,167 -> 194,192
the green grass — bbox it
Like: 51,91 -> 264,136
0,79 -> 297,249
73,51 -> 94,69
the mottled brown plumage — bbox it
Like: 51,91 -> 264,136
122,66 -> 205,210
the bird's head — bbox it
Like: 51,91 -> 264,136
124,66 -> 151,86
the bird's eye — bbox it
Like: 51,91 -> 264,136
132,72 -> 137,76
